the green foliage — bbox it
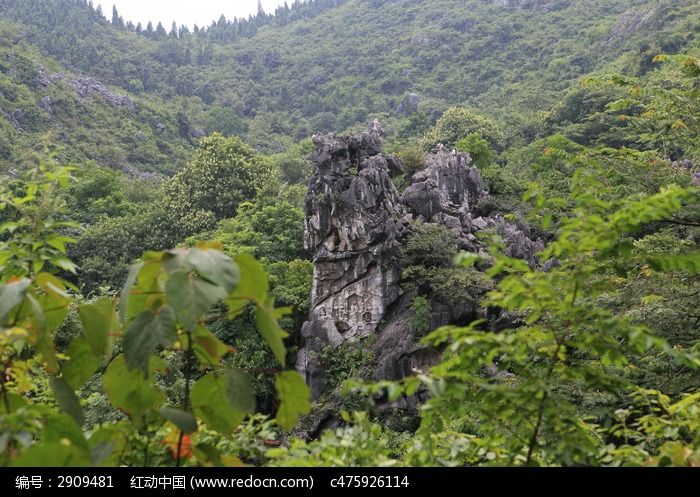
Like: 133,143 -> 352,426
318,342 -> 376,392
400,221 -> 493,309
191,368 -> 255,435
542,55 -> 700,164
400,221 -> 459,268
268,412 -> 400,467
268,259 -> 313,318
1,0 -> 700,470
164,134 -> 276,238
275,371 -> 311,430
211,200 -> 307,263
65,166 -> 156,224
411,296 -> 431,337
5,0 -> 698,168
454,133 -> 496,169
395,145 -> 425,177
404,176 -> 700,466
70,134 -> 280,295
0,166 -> 310,467
0,165 -> 79,278
420,107 -> 504,152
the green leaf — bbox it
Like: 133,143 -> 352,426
78,298 -> 117,356
191,325 -> 231,365
49,256 -> 79,274
404,377 -> 420,396
226,254 -> 268,317
255,304 -> 289,366
12,442 -> 90,467
46,235 -> 75,253
224,368 -> 256,414
119,261 -> 143,322
160,407 -> 197,433
13,414 -> 90,466
123,306 -> 176,373
647,253 -> 700,274
34,273 -> 70,331
194,443 -> 224,467
455,252 -> 481,267
44,271 -> 79,293
50,376 -> 84,425
103,355 -> 164,422
191,369 -> 255,434
62,337 -> 100,389
186,248 -> 240,293
0,392 -> 27,414
88,424 -> 129,466
275,371 -> 310,430
165,271 -> 227,332
0,278 -> 30,321
43,412 -> 90,451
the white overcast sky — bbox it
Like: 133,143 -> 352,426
96,1 -> 289,28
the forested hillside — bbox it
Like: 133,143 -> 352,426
0,0 -> 699,468
2,0 -> 699,169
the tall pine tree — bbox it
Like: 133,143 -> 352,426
111,5 -> 124,28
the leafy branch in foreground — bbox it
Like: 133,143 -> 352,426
340,164 -> 700,467
0,166 -> 310,467
410,170 -> 700,465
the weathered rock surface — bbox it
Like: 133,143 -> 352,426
36,67 -> 135,110
402,144 -> 487,251
298,121 -> 411,397
298,122 -> 544,400
606,9 -> 655,47
67,76 -> 135,109
6,109 -> 23,130
38,96 -> 52,114
191,127 -> 207,139
394,93 -> 422,117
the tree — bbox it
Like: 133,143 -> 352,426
163,133 -> 276,239
211,201 -> 307,264
404,166 -> 700,466
454,133 -> 496,169
420,107 -> 505,152
0,165 -> 310,467
155,22 -> 167,38
111,5 -> 124,28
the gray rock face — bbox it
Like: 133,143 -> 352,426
36,67 -> 135,110
606,9 -> 655,47
39,96 -> 52,114
6,109 -> 23,130
394,93 -> 422,117
372,292 -> 444,383
298,122 -> 544,400
191,127 -> 207,139
496,221 -> 545,267
402,145 -> 487,248
298,121 -> 411,397
67,76 -> 135,110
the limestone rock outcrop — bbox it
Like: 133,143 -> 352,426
297,122 -> 544,400
36,67 -> 135,110
402,144 -> 487,252
297,121 -> 411,397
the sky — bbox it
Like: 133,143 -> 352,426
96,1 -> 289,29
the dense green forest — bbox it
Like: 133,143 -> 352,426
1,0 -> 699,467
